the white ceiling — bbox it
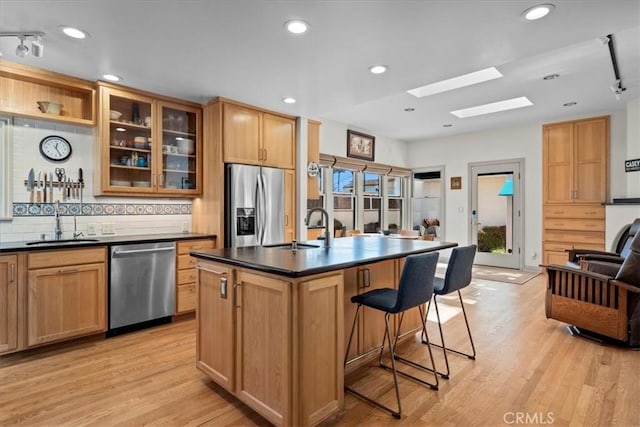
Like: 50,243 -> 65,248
1,1 -> 639,142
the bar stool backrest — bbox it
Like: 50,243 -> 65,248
441,245 -> 477,294
392,252 -> 439,313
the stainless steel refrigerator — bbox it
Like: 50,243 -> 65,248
225,164 -> 285,247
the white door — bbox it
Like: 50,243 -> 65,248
469,160 -> 523,269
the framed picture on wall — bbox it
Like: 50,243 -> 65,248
347,130 -> 375,161
451,176 -> 462,190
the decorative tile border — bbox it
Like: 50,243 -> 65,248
13,202 -> 191,217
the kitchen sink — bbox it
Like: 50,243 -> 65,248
264,242 -> 321,250
25,238 -> 100,246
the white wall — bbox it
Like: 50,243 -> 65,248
0,117 -> 191,243
318,118 -> 409,167
405,108 -> 628,269
625,98 -> 640,198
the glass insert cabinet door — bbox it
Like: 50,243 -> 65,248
159,103 -> 199,192
107,95 -> 153,191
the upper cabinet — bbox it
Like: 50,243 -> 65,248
543,116 -> 609,204
222,100 -> 296,169
97,83 -> 202,197
0,61 -> 96,126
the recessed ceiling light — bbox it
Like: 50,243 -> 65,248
443,124 -> 453,128
60,26 -> 89,39
284,20 -> 309,34
403,107 -> 415,112
282,97 -> 296,104
407,67 -> 503,98
543,73 -> 560,80
450,96 -> 533,118
521,4 -> 555,21
563,101 -> 577,107
369,65 -> 388,74
102,74 -> 121,82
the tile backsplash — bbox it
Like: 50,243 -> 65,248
0,117 -> 194,242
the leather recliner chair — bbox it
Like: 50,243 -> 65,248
566,218 -> 640,268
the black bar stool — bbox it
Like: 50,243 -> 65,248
423,245 -> 477,379
344,252 -> 440,419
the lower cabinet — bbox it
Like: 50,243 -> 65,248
26,247 -> 107,347
176,238 -> 216,314
196,259 -> 343,427
0,255 -> 18,354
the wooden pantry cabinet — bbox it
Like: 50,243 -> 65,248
97,82 -> 202,197
26,247 -> 107,347
307,120 -> 321,200
222,100 -> 296,169
542,116 -> 609,265
175,238 -> 216,314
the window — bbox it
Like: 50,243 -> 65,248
332,169 -> 355,236
363,172 -> 381,233
386,176 -> 403,233
0,116 -> 12,220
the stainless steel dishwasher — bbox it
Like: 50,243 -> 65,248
108,241 -> 176,335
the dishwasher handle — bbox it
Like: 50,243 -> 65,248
112,246 -> 175,257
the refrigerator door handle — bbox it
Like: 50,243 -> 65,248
258,172 -> 267,245
255,174 -> 262,245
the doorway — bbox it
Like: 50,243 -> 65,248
412,166 -> 445,240
469,160 -> 523,269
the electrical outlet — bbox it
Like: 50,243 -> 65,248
87,223 -> 98,236
181,222 -> 190,233
102,223 -> 115,235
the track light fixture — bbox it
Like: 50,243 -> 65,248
604,33 -> 626,100
0,31 -> 45,58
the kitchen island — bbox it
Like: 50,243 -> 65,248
190,237 -> 456,427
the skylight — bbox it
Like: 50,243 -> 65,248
450,96 -> 533,118
407,67 -> 503,98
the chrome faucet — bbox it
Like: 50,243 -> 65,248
53,201 -> 63,240
305,207 -> 331,248
73,214 -> 84,240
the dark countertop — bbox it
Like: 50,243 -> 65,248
191,236 -> 457,278
0,232 -> 216,253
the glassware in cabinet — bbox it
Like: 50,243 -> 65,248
159,104 -> 199,191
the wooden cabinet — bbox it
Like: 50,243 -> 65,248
307,120 -> 321,200
542,116 -> 609,264
97,83 -> 202,197
26,247 -> 106,347
0,60 -> 96,126
285,169 -> 296,242
0,255 -> 18,354
543,117 -> 608,204
222,99 -> 296,169
176,238 -> 216,314
196,259 -> 343,426
196,261 -> 235,392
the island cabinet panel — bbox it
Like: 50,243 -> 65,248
0,255 -> 18,354
298,272 -> 344,427
176,238 -> 216,314
235,271 -> 291,426
196,262 -> 235,392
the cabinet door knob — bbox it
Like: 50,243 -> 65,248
9,263 -> 15,282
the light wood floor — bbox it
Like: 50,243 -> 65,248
1,274 -> 638,426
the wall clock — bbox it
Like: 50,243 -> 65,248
39,135 -> 72,162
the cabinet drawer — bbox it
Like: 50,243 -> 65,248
544,205 -> 604,219
544,242 -> 604,253
28,247 -> 106,269
178,254 -> 198,270
176,283 -> 196,314
178,268 -> 197,285
177,239 -> 215,255
544,218 -> 604,231
544,250 -> 569,266
545,230 -> 604,245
